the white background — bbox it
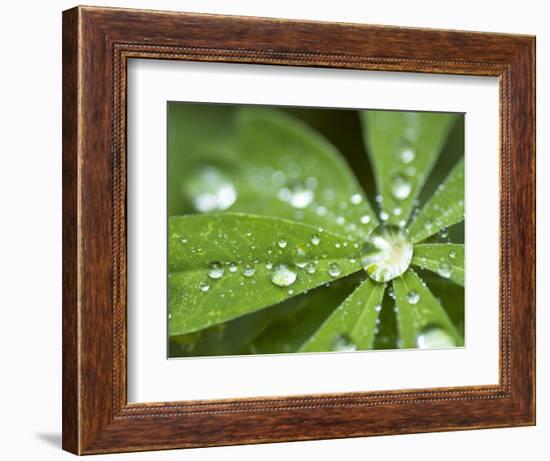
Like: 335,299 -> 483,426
0,0 -> 546,460
128,60 -> 499,402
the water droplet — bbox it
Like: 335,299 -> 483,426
328,263 -> 342,278
449,249 -> 457,259
360,215 -> 371,225
374,304 -> 382,313
332,334 -> 357,352
288,288 -> 295,295
391,174 -> 413,201
228,263 -> 238,273
310,234 -> 321,245
416,326 -> 456,349
406,290 -> 420,304
242,264 -> 256,277
199,281 -> 210,292
439,227 -> 449,239
393,207 -> 402,216
437,261 -> 453,279
350,193 -> 363,205
335,241 -> 342,249
208,262 -> 224,279
184,165 -> 237,212
265,261 -> 273,270
360,224 -> 413,282
336,216 -> 346,225
305,263 -> 317,274
270,264 -> 297,287
399,146 -> 416,164
379,211 -> 389,221
278,181 -> 315,209
375,194 -> 384,204
316,205 -> 327,216
180,237 -> 188,244
388,286 -> 396,299
277,238 -> 288,249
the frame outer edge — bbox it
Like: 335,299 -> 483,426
62,6 -> 81,455
62,6 -> 536,454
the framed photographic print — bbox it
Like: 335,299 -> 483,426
62,5 -> 535,455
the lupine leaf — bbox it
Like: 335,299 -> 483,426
408,158 -> 465,243
249,276 -> 359,354
392,269 -> 463,348
299,278 -> 385,352
168,213 -> 362,335
412,243 -> 464,286
169,105 -> 379,239
361,110 -> 458,225
231,109 -> 379,238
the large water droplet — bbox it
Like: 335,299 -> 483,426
277,238 -> 288,249
360,224 -> 413,282
406,290 -> 420,304
278,181 -> 315,209
437,261 -> 453,279
328,263 -> 342,277
391,174 -> 413,201
208,262 -> 224,279
350,193 -> 363,205
310,234 -> 321,245
199,281 -> 210,292
183,165 -> 237,212
270,264 -> 297,287
416,326 -> 456,349
399,146 -> 416,164
242,264 -> 256,277
360,215 -> 371,225
332,334 -> 357,352
305,263 -> 317,274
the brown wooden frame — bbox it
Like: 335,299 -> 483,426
62,5 -> 536,455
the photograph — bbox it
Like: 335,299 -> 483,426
167,103 -> 465,358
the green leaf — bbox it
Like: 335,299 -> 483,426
408,158 -> 464,243
412,244 -> 464,286
250,276 -> 358,354
169,294 -> 307,357
179,107 -> 379,239
361,110 -> 457,225
392,269 -> 463,348
299,278 -> 385,352
169,213 -> 362,335
417,271 -> 465,338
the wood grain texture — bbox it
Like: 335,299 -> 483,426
62,5 -> 536,455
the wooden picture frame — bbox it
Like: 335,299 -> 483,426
62,5 -> 536,455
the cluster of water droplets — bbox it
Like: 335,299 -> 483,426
183,227 -> 362,296
374,114 -> 424,223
